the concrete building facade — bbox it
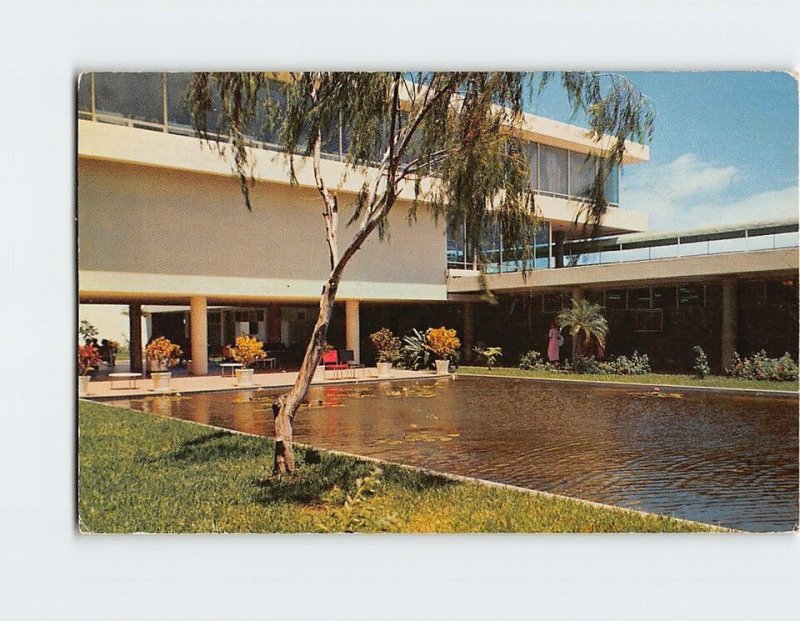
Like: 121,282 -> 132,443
78,73 -> 798,374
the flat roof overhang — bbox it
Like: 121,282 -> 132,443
446,247 -> 799,297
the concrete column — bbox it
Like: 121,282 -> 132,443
345,300 -> 361,364
462,302 -> 474,363
129,303 -> 142,373
190,296 -> 208,375
554,230 -> 566,268
721,278 -> 737,371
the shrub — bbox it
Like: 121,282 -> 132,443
401,329 -> 433,370
518,350 -> 565,373
427,327 -> 461,360
473,345 -> 503,369
145,337 -> 182,371
369,328 -> 402,364
232,335 -> 265,368
692,346 -> 710,379
519,350 -> 544,370
78,343 -> 103,376
573,351 -> 651,375
727,351 -> 798,382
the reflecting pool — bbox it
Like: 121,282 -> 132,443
108,376 -> 799,531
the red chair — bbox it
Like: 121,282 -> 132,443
322,350 -> 349,378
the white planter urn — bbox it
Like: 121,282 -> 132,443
435,359 -> 450,375
151,372 -> 172,392
314,365 -> 325,382
376,361 -> 393,378
235,368 -> 255,387
78,375 -> 90,397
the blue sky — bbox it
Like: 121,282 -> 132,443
528,72 -> 798,231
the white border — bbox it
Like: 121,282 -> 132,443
2,2 -> 799,619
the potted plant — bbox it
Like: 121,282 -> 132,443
427,326 -> 460,375
232,335 -> 265,386
78,343 -> 103,396
370,328 -> 401,379
145,336 -> 182,392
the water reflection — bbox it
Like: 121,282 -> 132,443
114,376 -> 799,531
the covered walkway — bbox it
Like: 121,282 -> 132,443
81,362 -> 440,399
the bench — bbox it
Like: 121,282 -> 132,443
108,372 -> 142,389
219,362 -> 243,377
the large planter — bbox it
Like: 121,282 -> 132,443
313,365 -> 325,382
376,361 -> 393,379
78,375 -> 90,397
435,359 -> 451,375
235,367 -> 255,387
151,371 -> 172,392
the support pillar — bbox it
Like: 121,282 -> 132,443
462,302 -> 474,363
345,300 -> 361,364
721,278 -> 737,371
190,296 -> 208,375
129,303 -> 142,373
554,230 -> 566,268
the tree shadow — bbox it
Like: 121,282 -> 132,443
252,450 -> 371,505
252,448 -> 456,506
141,430 -> 271,465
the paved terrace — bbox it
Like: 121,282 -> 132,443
83,363 -> 439,399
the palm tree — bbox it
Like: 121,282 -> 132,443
556,299 -> 609,364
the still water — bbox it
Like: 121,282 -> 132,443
110,376 -> 798,531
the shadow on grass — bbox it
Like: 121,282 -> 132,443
140,430 -> 273,465
252,447 -> 456,506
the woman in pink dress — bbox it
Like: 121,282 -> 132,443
547,322 -> 561,362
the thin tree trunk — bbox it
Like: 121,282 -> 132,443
272,279 -> 338,475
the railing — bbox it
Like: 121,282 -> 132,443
447,221 -> 799,276
563,222 -> 799,268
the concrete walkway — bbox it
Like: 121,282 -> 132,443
82,366 -> 441,399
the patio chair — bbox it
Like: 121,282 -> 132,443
322,350 -> 349,378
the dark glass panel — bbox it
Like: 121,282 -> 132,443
94,72 -> 163,124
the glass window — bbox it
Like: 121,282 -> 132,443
604,289 -> 627,309
630,288 -> 651,309
480,219 -> 501,267
447,223 -> 467,268
529,143 -> 539,189
94,72 -> 164,124
77,73 -> 92,112
678,285 -> 704,307
166,73 -> 193,128
569,153 -> 596,199
539,144 -> 568,196
604,161 -> 619,205
652,287 -> 676,309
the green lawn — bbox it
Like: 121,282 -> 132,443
78,401 -> 720,533
458,366 -> 799,392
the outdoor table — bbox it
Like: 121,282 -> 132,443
252,357 -> 277,370
108,372 -> 142,389
219,362 -> 243,377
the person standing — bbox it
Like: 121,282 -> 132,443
547,322 -> 562,362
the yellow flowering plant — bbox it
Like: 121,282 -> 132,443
232,335 -> 265,368
145,336 -> 182,371
426,327 -> 460,360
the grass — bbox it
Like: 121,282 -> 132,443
78,401 -> 720,533
458,366 -> 799,392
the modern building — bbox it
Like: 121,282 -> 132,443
78,73 -> 799,374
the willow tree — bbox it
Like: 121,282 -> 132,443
187,72 -> 653,474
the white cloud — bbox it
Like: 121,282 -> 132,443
623,153 -> 798,231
